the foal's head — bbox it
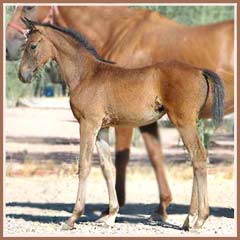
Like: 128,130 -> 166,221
18,17 -> 115,83
18,18 -> 55,83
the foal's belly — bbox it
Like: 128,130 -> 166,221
120,110 -> 165,127
102,96 -> 165,127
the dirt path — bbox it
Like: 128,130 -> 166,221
4,107 -> 236,236
5,170 -> 235,236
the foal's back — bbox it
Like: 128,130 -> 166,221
94,60 -> 207,127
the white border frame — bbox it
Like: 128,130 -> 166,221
3,3 -> 238,237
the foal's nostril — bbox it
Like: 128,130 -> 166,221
26,72 -> 32,82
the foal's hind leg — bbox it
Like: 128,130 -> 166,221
140,122 -> 172,221
96,128 -> 119,226
183,176 -> 198,228
177,124 -> 209,230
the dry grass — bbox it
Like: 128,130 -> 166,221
6,160 -> 78,177
6,160 -> 234,181
167,165 -> 193,180
208,164 -> 234,180
167,163 -> 234,180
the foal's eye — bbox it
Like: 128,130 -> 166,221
30,44 -> 37,50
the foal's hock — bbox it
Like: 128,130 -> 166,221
18,18 -> 224,230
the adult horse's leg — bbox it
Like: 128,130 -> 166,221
115,127 -> 133,206
177,124 -> 209,230
63,120 -> 100,230
139,122 -> 172,221
96,128 -> 119,226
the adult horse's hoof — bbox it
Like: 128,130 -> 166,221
148,209 -> 167,222
61,221 -> 75,231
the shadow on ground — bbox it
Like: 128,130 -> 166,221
6,151 -> 234,165
6,133 -> 234,165
6,202 -> 234,225
7,136 -> 80,145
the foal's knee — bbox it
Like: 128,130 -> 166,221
101,160 -> 116,177
78,163 -> 91,180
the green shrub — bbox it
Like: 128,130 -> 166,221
134,6 -> 234,25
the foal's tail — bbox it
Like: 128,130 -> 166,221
202,69 -> 225,127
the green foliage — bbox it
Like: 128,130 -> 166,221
134,6 -> 234,25
197,119 -> 215,149
6,61 -> 47,106
6,61 -> 33,106
132,128 -> 142,147
197,117 -> 234,149
5,6 -> 15,25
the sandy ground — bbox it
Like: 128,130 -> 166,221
4,172 -> 236,237
4,107 -> 236,237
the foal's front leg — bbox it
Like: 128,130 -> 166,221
63,120 -> 101,230
96,128 -> 119,226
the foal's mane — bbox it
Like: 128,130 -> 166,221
26,20 -> 115,64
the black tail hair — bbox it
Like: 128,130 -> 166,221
202,69 -> 224,127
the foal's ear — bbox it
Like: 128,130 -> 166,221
21,17 -> 36,30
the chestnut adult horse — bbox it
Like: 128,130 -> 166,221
19,19 -> 224,230
6,6 -> 234,221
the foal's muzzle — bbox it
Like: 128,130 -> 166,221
18,70 -> 33,83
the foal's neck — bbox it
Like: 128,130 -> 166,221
50,32 -> 97,92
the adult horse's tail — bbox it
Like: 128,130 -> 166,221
202,69 -> 224,127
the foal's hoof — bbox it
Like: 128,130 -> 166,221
182,213 -> 198,231
61,221 -> 75,231
182,214 -> 207,231
97,214 -> 116,227
193,218 -> 207,229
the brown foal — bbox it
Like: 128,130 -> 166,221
18,19 -> 224,230
7,7 -> 233,221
